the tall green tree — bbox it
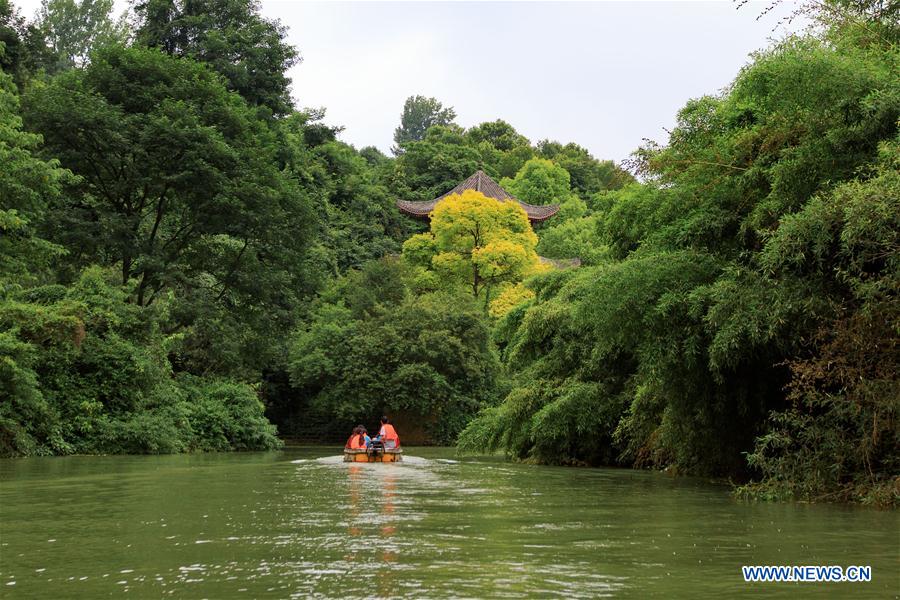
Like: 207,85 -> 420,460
466,119 -> 534,178
537,140 -> 633,196
466,119 -> 530,152
0,0 -> 26,77
0,0 -> 57,87
25,47 -> 314,324
502,157 -> 588,225
273,111 -> 408,274
309,140 -> 408,271
35,0 -> 127,72
738,136 -> 900,504
392,94 -> 456,152
0,68 -> 68,284
134,0 -> 298,115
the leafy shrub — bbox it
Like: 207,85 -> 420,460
0,268 -> 282,456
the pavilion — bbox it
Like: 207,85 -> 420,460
396,170 -> 561,224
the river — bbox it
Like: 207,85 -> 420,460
0,447 -> 896,598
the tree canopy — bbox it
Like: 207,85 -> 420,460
25,45 -> 314,308
0,68 -> 68,285
392,94 -> 457,151
460,12 -> 899,504
133,0 -> 298,115
501,158 -> 571,205
35,0 -> 126,72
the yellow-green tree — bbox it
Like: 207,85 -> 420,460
402,190 -> 544,310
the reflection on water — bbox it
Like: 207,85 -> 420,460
344,462 -> 398,596
0,448 -> 897,598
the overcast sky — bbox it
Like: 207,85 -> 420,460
16,0 -> 808,162
266,1 -> 808,161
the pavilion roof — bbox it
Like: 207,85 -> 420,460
539,256 -> 582,269
396,170 -> 561,223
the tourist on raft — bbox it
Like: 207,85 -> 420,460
372,416 -> 400,449
359,426 -> 371,447
345,426 -> 368,450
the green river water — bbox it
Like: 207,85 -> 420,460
0,447 -> 897,598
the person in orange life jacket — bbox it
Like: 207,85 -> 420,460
345,426 -> 367,450
372,416 -> 400,449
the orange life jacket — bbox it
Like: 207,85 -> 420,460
346,434 -> 366,450
380,423 -> 400,446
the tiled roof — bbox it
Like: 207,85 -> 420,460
396,170 -> 561,223
539,256 -> 582,269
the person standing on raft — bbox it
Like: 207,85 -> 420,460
373,416 -> 400,449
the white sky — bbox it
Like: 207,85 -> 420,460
15,0 -> 809,162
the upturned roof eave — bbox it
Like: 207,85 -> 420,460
396,199 -> 560,221
395,170 -> 560,222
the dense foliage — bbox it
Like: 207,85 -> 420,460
459,5 -> 899,505
285,259 -> 501,444
0,267 -> 281,455
391,120 -> 633,202
134,0 -> 298,116
1,0 -> 895,506
0,0 -> 384,454
0,0 -> 615,456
